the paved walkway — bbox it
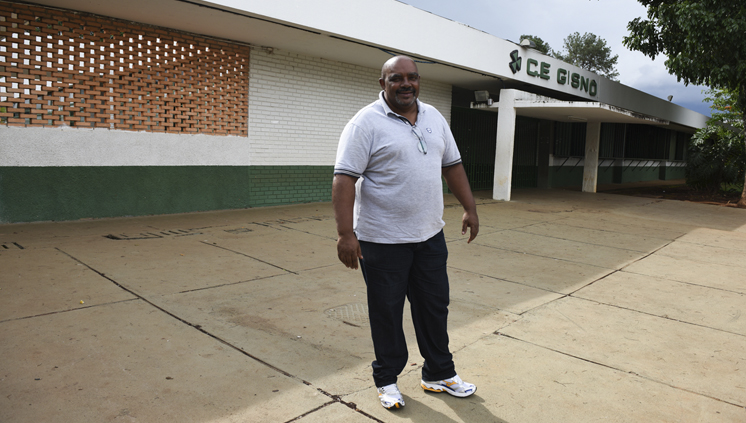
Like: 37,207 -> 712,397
2,189 -> 746,422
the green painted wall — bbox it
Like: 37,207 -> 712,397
0,162 -> 687,223
596,168 -> 615,185
621,166 -> 661,183
548,167 -> 584,188
0,165 -> 334,223
546,163 -> 680,189
661,166 -> 686,180
248,165 -> 333,207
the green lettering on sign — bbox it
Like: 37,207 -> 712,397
511,52 -> 598,96
540,62 -> 550,80
557,68 -> 567,84
571,73 -> 580,88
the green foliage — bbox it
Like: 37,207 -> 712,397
687,125 -> 745,193
553,32 -> 619,80
519,34 -> 552,55
625,0 -> 746,204
624,0 -> 746,111
705,88 -> 744,125
687,89 -> 746,193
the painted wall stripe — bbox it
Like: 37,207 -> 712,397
0,127 -> 251,167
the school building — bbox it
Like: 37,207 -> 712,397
0,0 -> 709,223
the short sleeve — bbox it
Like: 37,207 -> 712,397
440,115 -> 462,168
334,122 -> 371,178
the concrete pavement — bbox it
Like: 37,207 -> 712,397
2,189 -> 746,422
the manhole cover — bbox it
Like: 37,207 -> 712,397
325,303 -> 369,327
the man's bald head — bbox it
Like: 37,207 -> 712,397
381,56 -> 418,79
379,56 -> 420,113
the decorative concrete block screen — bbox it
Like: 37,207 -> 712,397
0,3 -> 249,135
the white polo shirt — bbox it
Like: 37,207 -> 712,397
334,91 -> 462,244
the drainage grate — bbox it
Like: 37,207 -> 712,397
1,242 -> 25,250
104,229 -> 201,240
325,303 -> 369,327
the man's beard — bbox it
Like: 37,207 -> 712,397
394,89 -> 417,107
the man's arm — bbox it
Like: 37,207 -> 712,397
332,174 -> 363,269
442,163 -> 479,243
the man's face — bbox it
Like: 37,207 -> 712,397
379,58 -> 420,110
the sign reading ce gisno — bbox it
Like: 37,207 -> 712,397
509,50 -> 598,97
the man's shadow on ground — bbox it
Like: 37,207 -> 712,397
391,393 -> 509,423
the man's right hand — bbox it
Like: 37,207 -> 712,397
337,233 -> 363,270
332,174 -> 361,270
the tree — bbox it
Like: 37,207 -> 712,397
519,34 -> 552,55
687,89 -> 745,194
623,0 -> 746,207
553,32 -> 619,80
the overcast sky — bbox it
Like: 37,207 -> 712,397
399,0 -> 712,116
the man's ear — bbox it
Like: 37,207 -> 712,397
379,78 -> 386,90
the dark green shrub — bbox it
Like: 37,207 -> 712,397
686,124 -> 746,193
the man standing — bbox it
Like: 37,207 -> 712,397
332,55 -> 479,409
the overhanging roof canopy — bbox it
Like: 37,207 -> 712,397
515,101 -> 670,126
472,92 -> 700,131
27,0 -> 708,131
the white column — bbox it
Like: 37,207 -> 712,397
493,89 -> 517,201
582,121 -> 601,193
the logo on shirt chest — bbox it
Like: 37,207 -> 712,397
426,128 -> 432,133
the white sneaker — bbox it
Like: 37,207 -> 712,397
421,374 -> 476,398
377,383 -> 405,409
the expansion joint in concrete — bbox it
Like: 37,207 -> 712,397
56,248 -> 301,377
284,398 -> 385,423
277,224 -> 337,241
495,333 -> 746,409
54,247 -> 383,422
0,298 -> 139,324
463,241 -> 615,271
174,274 -> 283,295
200,241 -> 299,275
619,238 -> 679,272
571,296 -> 746,339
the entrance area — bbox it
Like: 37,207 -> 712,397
451,108 -> 543,190
451,108 -> 497,191
450,104 -> 692,194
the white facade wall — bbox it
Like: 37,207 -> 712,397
422,79 -> 454,126
0,127 -> 250,167
248,49 -> 453,166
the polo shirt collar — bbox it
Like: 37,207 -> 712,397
379,91 -> 423,119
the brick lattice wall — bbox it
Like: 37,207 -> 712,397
0,2 -> 249,135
